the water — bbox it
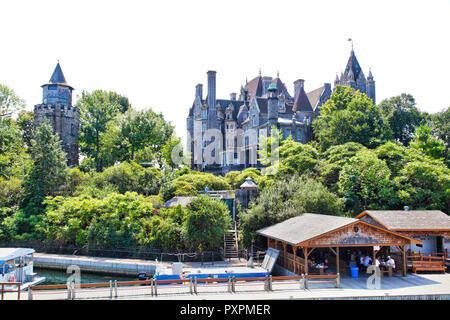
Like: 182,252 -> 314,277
35,267 -> 138,285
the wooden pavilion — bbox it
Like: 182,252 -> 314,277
356,210 -> 450,255
257,213 -> 421,277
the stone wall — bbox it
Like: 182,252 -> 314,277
34,103 -> 79,166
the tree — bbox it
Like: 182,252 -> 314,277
318,142 -> 367,190
0,84 -> 25,119
375,141 -> 409,177
161,135 -> 186,169
258,129 -> 319,180
379,94 -> 425,145
0,118 -> 31,180
395,159 -> 449,212
77,90 -> 126,172
182,196 -> 232,251
427,106 -> 449,147
112,109 -> 174,162
240,175 -> 344,247
312,85 -> 392,151
225,168 -> 261,189
16,111 -> 35,150
338,149 -> 393,215
21,119 -> 68,216
410,125 -> 447,164
164,172 -> 231,200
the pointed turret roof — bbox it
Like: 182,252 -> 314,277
343,50 -> 364,83
293,86 -> 313,112
271,77 -> 292,99
244,75 -> 263,97
42,62 -> 73,90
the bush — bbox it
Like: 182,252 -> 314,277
240,175 -> 344,247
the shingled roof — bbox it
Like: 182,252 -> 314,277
244,76 -> 263,97
42,62 -> 74,90
307,86 -> 325,110
343,50 -> 363,82
257,213 -> 358,246
356,210 -> 450,231
271,77 -> 292,100
292,87 -> 313,112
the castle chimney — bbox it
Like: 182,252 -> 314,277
207,71 -> 216,109
195,84 -> 203,99
262,76 -> 273,95
293,79 -> 305,99
230,92 -> 237,101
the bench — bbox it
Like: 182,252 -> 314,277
411,261 -> 445,273
303,274 -> 340,289
380,265 -> 393,277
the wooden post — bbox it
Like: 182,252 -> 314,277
283,242 -> 287,268
293,246 -> 297,274
402,245 -> 407,277
267,238 -> 270,249
336,247 -> 340,275
303,247 -> 309,275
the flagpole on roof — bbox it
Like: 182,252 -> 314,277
348,38 -> 354,52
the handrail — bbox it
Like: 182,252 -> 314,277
0,282 -> 21,300
29,274 -> 344,299
31,275 -> 306,291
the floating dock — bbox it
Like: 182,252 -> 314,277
33,253 -> 160,276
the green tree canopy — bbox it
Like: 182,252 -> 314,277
338,149 -> 393,215
21,119 -> 68,216
240,175 -> 344,247
312,85 -> 392,151
0,83 -> 25,119
379,94 -> 425,145
77,90 -> 127,171
182,196 -> 232,251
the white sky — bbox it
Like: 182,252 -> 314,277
1,0 -> 449,142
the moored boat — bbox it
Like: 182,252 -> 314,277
0,248 -> 46,290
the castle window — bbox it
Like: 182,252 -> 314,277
48,85 -> 57,90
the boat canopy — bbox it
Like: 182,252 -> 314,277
0,248 -> 35,264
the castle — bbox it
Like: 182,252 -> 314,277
186,49 -> 375,174
34,62 -> 79,166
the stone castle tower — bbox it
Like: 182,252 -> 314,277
34,62 -> 79,166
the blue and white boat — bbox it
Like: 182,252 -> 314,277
152,248 -> 279,283
0,248 -> 46,290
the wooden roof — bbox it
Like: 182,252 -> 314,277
356,210 -> 450,231
256,213 -> 420,247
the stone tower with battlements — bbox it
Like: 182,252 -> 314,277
34,62 -> 79,166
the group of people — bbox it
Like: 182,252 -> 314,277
349,251 -> 396,271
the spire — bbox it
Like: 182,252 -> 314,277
50,62 -> 67,85
368,68 -> 374,80
43,61 -> 74,90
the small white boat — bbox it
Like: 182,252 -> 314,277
0,248 -> 46,290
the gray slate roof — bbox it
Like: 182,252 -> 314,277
257,213 -> 358,246
42,62 -> 74,89
161,196 -> 195,208
307,86 -> 325,109
359,210 -> 450,230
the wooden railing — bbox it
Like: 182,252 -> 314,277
407,253 -> 446,273
29,274 -> 337,299
0,282 -> 21,300
280,252 -> 305,274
